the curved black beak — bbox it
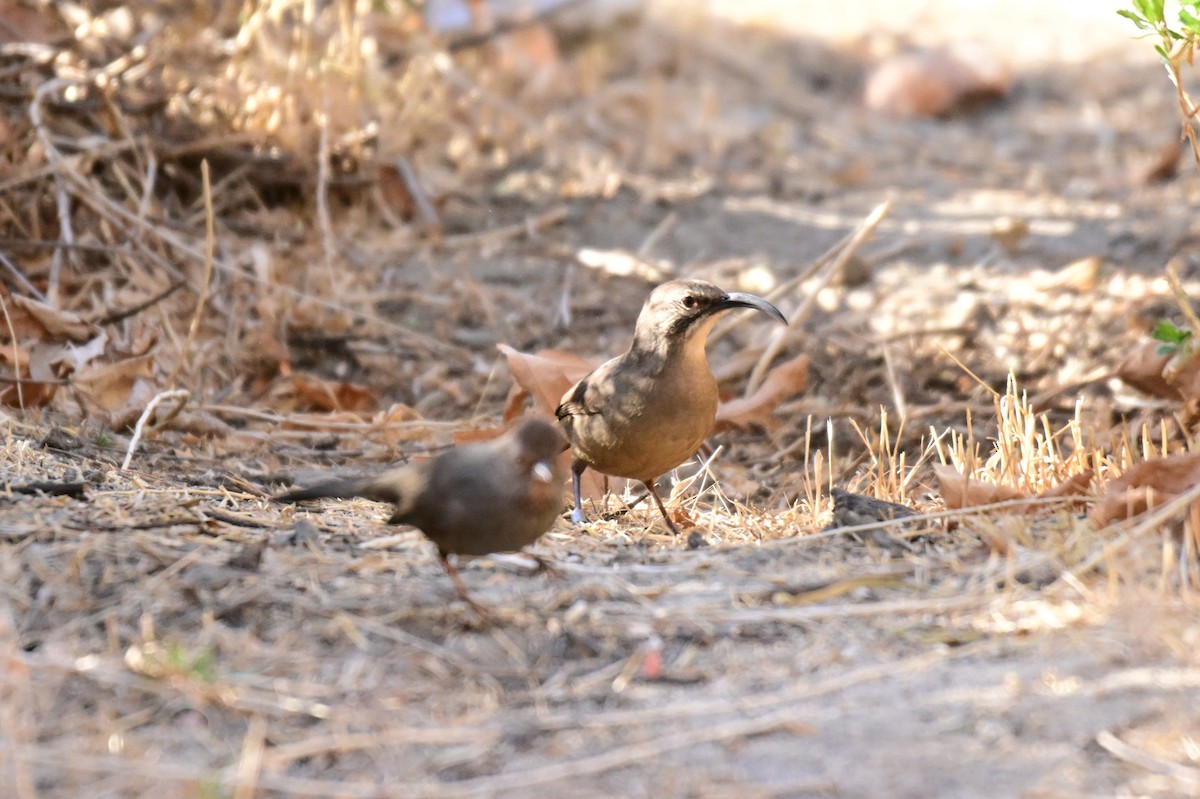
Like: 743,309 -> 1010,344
715,292 -> 787,325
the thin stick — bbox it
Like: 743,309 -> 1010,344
121,389 -> 189,470
0,250 -> 45,302
1096,729 -> 1200,789
745,199 -> 891,393
168,159 -> 215,386
1166,259 -> 1200,336
231,715 -> 267,799
316,108 -> 335,280
29,78 -> 75,307
0,292 -> 23,410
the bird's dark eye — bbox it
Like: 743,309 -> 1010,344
682,295 -> 698,309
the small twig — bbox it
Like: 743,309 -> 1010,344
29,77 -> 76,307
637,211 -> 677,258
442,205 -> 570,249
231,714 -> 267,799
2,480 -> 87,498
137,150 -> 158,223
1166,259 -> 1200,336
711,210 -> 889,355
0,291 -> 23,409
0,376 -> 70,385
0,250 -> 45,301
881,343 -> 907,423
940,346 -> 1000,398
392,156 -> 442,240
168,160 -> 215,386
745,199 -> 892,393
1096,729 -> 1200,790
93,279 -> 185,326
121,388 -> 190,470
316,108 -> 335,279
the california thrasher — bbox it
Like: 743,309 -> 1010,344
275,417 -> 567,612
556,278 -> 786,533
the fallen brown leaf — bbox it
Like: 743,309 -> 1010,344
497,343 -> 619,502
1091,452 -> 1200,526
74,354 -> 156,413
291,374 -> 377,413
497,344 -> 595,421
713,353 -> 809,432
10,294 -> 97,343
1116,340 -> 1200,426
933,463 -> 1024,509
933,463 -> 1092,513
0,376 -> 56,409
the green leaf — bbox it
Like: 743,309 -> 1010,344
1118,9 -> 1151,29
1151,320 -> 1192,345
1143,0 -> 1167,23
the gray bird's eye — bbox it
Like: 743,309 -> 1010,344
682,295 -> 698,309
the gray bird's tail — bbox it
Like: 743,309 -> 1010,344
274,473 -> 405,505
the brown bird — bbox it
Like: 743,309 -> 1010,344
275,417 -> 567,613
556,278 -> 786,533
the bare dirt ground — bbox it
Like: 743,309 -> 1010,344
3,1 -> 1200,797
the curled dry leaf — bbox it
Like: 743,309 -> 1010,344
1091,452 -> 1200,527
712,353 -> 809,433
290,374 -> 377,414
372,403 -> 434,448
933,463 -> 1092,513
496,343 -> 618,502
496,344 -> 596,421
934,463 -> 1024,509
864,45 -> 1010,118
0,291 -> 108,408
0,376 -> 56,409
10,295 -> 97,343
1116,341 -> 1200,426
74,354 -> 156,413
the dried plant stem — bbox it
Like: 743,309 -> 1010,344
29,78 -> 76,308
121,389 -> 189,470
169,159 -> 216,386
0,292 -> 23,410
1166,259 -> 1200,336
1096,729 -> 1200,790
745,199 -> 891,394
316,108 -> 335,280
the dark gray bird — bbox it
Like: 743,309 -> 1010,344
275,417 -> 567,613
556,278 -> 786,534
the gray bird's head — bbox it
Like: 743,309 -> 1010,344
507,417 -> 568,483
633,279 -> 786,352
